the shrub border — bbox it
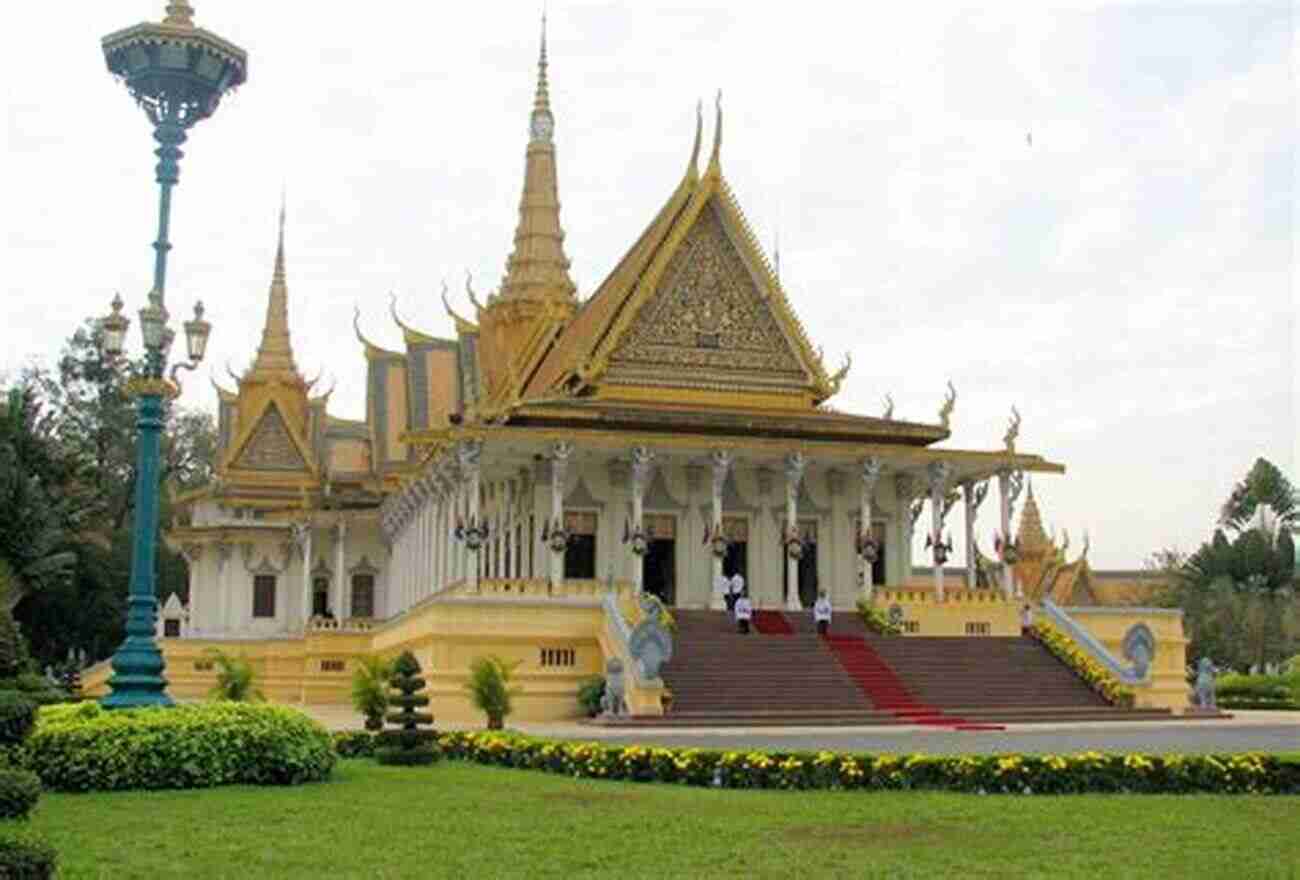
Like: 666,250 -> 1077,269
333,730 -> 1300,795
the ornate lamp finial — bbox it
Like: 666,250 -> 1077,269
163,0 -> 196,27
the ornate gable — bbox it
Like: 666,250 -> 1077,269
603,200 -> 808,392
231,403 -> 309,472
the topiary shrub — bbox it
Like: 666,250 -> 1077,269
26,702 -> 335,791
0,693 -> 36,746
0,770 -> 41,820
464,655 -> 521,730
577,676 -> 604,718
0,829 -> 57,879
375,651 -> 439,767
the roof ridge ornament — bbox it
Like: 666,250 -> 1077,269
938,380 -> 956,429
708,90 -> 723,173
687,99 -> 703,181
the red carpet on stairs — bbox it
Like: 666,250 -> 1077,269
822,635 -> 1003,731
752,610 -> 795,635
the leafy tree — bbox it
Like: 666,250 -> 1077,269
0,386 -> 83,615
1218,458 -> 1297,533
8,317 -> 218,666
1170,459 -> 1300,670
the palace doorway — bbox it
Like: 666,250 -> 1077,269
563,511 -> 598,580
642,514 -> 676,605
721,515 -> 748,585
311,576 -> 330,617
784,519 -> 819,608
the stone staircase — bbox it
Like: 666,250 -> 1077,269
593,610 -> 1176,728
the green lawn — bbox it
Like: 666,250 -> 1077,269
34,760 -> 1300,880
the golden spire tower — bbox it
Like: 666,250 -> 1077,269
247,199 -> 302,382
498,12 -> 576,303
477,15 -> 579,408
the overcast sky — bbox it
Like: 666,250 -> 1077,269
3,1 -> 1295,569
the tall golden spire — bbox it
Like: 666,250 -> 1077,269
1015,480 -> 1051,553
248,198 -> 301,380
498,13 -> 576,303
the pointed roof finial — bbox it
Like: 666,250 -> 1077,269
532,9 -> 551,124
248,196 -> 300,380
163,0 -> 196,27
706,89 -> 724,173
686,99 -> 703,181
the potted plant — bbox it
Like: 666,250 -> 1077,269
350,654 -> 392,732
465,655 -> 521,730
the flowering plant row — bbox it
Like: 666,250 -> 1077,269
332,730 -> 1299,795
855,599 -> 903,636
1030,620 -> 1136,707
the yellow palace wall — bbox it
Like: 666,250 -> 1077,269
1059,607 -> 1189,711
84,595 -> 1188,717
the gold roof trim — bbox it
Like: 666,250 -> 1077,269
388,292 -> 438,346
441,279 -> 478,334
353,306 -> 403,361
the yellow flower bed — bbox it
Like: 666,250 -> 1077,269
1030,620 -> 1136,706
366,731 -> 1297,795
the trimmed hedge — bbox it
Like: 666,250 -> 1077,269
0,770 -> 41,820
0,693 -> 36,746
22,702 -> 336,792
334,730 -> 1300,795
0,829 -> 56,879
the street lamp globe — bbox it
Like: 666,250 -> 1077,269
183,301 -> 212,362
99,294 -> 130,359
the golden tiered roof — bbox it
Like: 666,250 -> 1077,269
516,96 -> 837,411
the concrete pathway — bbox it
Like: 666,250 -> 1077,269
301,705 -> 1298,755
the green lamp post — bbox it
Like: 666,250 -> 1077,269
97,1 -> 246,708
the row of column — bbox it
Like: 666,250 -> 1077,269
381,438 -> 1030,610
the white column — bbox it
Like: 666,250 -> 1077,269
629,446 -> 655,595
859,457 -> 882,599
709,449 -> 731,605
458,440 -> 483,593
334,518 -> 347,619
996,469 -> 1024,599
784,452 -> 805,610
549,441 -> 573,588
964,480 -> 988,590
507,479 -> 518,579
927,461 -> 952,601
299,525 -> 313,631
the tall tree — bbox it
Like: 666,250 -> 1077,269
0,386 -> 85,613
1218,458 -> 1298,534
10,318 -> 218,665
